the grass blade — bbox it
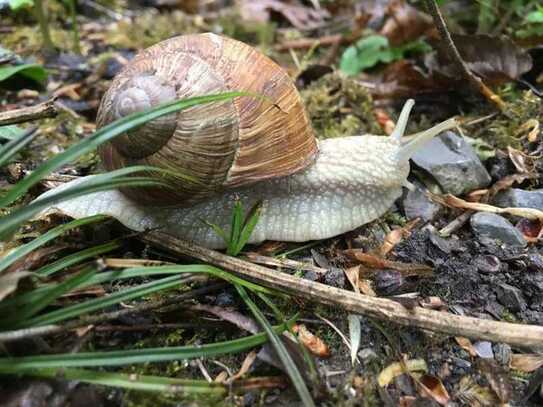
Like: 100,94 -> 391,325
228,200 -> 243,255
0,127 -> 38,167
0,92 -> 249,208
236,285 -> 315,407
235,200 -> 262,255
0,319 -> 293,368
0,215 -> 108,273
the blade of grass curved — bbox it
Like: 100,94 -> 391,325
0,127 -> 38,168
15,274 -> 184,328
1,265 -> 97,326
0,169 -> 169,239
0,215 -> 108,274
0,92 -> 250,208
0,368 -> 228,394
236,285 -> 315,407
0,318 -> 294,369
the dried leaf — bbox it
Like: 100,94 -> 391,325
292,324 -> 330,358
238,0 -> 330,30
0,271 -> 33,301
514,118 -> 540,143
380,219 -> 420,256
430,34 -> 533,85
378,359 -> 427,387
507,146 -> 535,174
343,250 -> 433,277
5,244 -> 69,274
229,350 -> 258,382
348,314 -> 361,366
488,173 -> 537,198
455,337 -> 477,357
379,0 -> 433,46
477,359 -> 512,404
418,374 -> 450,406
429,192 -> 543,221
456,376 -> 500,407
358,279 -> 376,296
191,304 -> 259,334
510,353 -> 543,373
344,265 -> 360,293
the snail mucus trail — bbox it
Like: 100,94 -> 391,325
38,33 -> 458,249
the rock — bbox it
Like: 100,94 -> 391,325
470,212 -> 527,248
473,341 -> 494,359
472,255 -> 501,273
492,188 -> 543,210
358,348 -> 378,363
402,181 -> 442,222
411,131 -> 491,195
495,283 -> 525,312
493,343 -> 512,366
324,267 -> 345,289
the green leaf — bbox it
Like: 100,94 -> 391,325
9,0 -> 34,9
0,64 -> 47,84
525,9 -> 543,24
0,319 -> 293,368
0,127 -> 38,168
340,35 -> 392,76
228,200 -> 243,256
235,200 -> 262,255
0,125 -> 26,141
236,285 -> 314,407
0,368 -> 228,395
0,91 -> 250,208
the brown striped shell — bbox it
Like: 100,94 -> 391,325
97,33 -> 318,206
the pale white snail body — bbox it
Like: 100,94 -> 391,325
38,34 -> 457,249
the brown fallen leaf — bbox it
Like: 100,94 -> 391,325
292,324 -> 330,358
228,350 -> 258,382
344,265 -> 360,293
510,353 -> 543,373
455,337 -> 477,358
456,376 -> 500,407
379,0 -> 434,46
380,218 -> 420,257
237,0 -> 330,30
429,34 -> 533,85
487,172 -> 537,199
477,359 -> 513,404
358,279 -> 376,296
0,271 -> 33,301
507,146 -> 536,174
5,244 -> 69,274
343,250 -> 433,277
417,374 -> 450,406
378,358 -> 427,387
428,192 -> 543,222
191,304 -> 259,334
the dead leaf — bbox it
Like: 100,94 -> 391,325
228,350 -> 258,382
5,244 -> 69,274
379,0 -> 433,46
344,265 -> 360,293
477,359 -> 512,404
429,192 -> 543,222
0,271 -> 33,301
237,0 -> 330,30
430,34 -> 533,85
378,358 -> 427,387
380,218 -> 420,256
510,353 -> 543,373
455,337 -> 477,358
514,118 -> 539,143
191,304 -> 259,334
343,250 -> 433,277
488,172 -> 537,198
214,371 -> 229,383
507,146 -> 535,174
456,376 -> 500,407
418,374 -> 450,406
358,279 -> 376,296
292,324 -> 330,358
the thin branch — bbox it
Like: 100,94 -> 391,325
424,0 -> 506,111
0,98 -> 59,126
144,232 -> 543,349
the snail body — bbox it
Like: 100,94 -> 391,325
38,34 -> 457,249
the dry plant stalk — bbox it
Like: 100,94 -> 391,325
144,232 -> 543,348
0,98 -> 58,126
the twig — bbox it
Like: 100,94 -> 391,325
438,210 -> 474,236
423,0 -> 506,111
143,232 -> 543,348
244,252 -> 328,274
0,278 -> 225,342
0,98 -> 59,126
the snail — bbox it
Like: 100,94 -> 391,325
39,33 -> 457,249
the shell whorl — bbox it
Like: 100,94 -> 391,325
97,33 -> 318,206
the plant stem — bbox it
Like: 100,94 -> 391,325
34,0 -> 55,53
67,0 -> 81,54
423,0 -> 506,111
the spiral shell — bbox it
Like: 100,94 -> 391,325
97,33 -> 318,206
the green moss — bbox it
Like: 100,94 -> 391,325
301,73 -> 382,139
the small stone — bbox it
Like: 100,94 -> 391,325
526,253 -> 543,272
358,348 -> 378,363
495,283 -> 526,312
402,181 -> 442,222
375,270 -> 404,295
492,188 -> 543,210
324,267 -> 345,289
473,341 -> 494,359
215,291 -> 235,307
411,131 -> 491,195
494,343 -> 512,366
472,255 -> 501,273
470,212 -> 527,248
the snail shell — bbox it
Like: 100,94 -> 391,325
97,33 -> 318,206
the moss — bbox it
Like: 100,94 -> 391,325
301,73 -> 382,139
3,26 -> 72,55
